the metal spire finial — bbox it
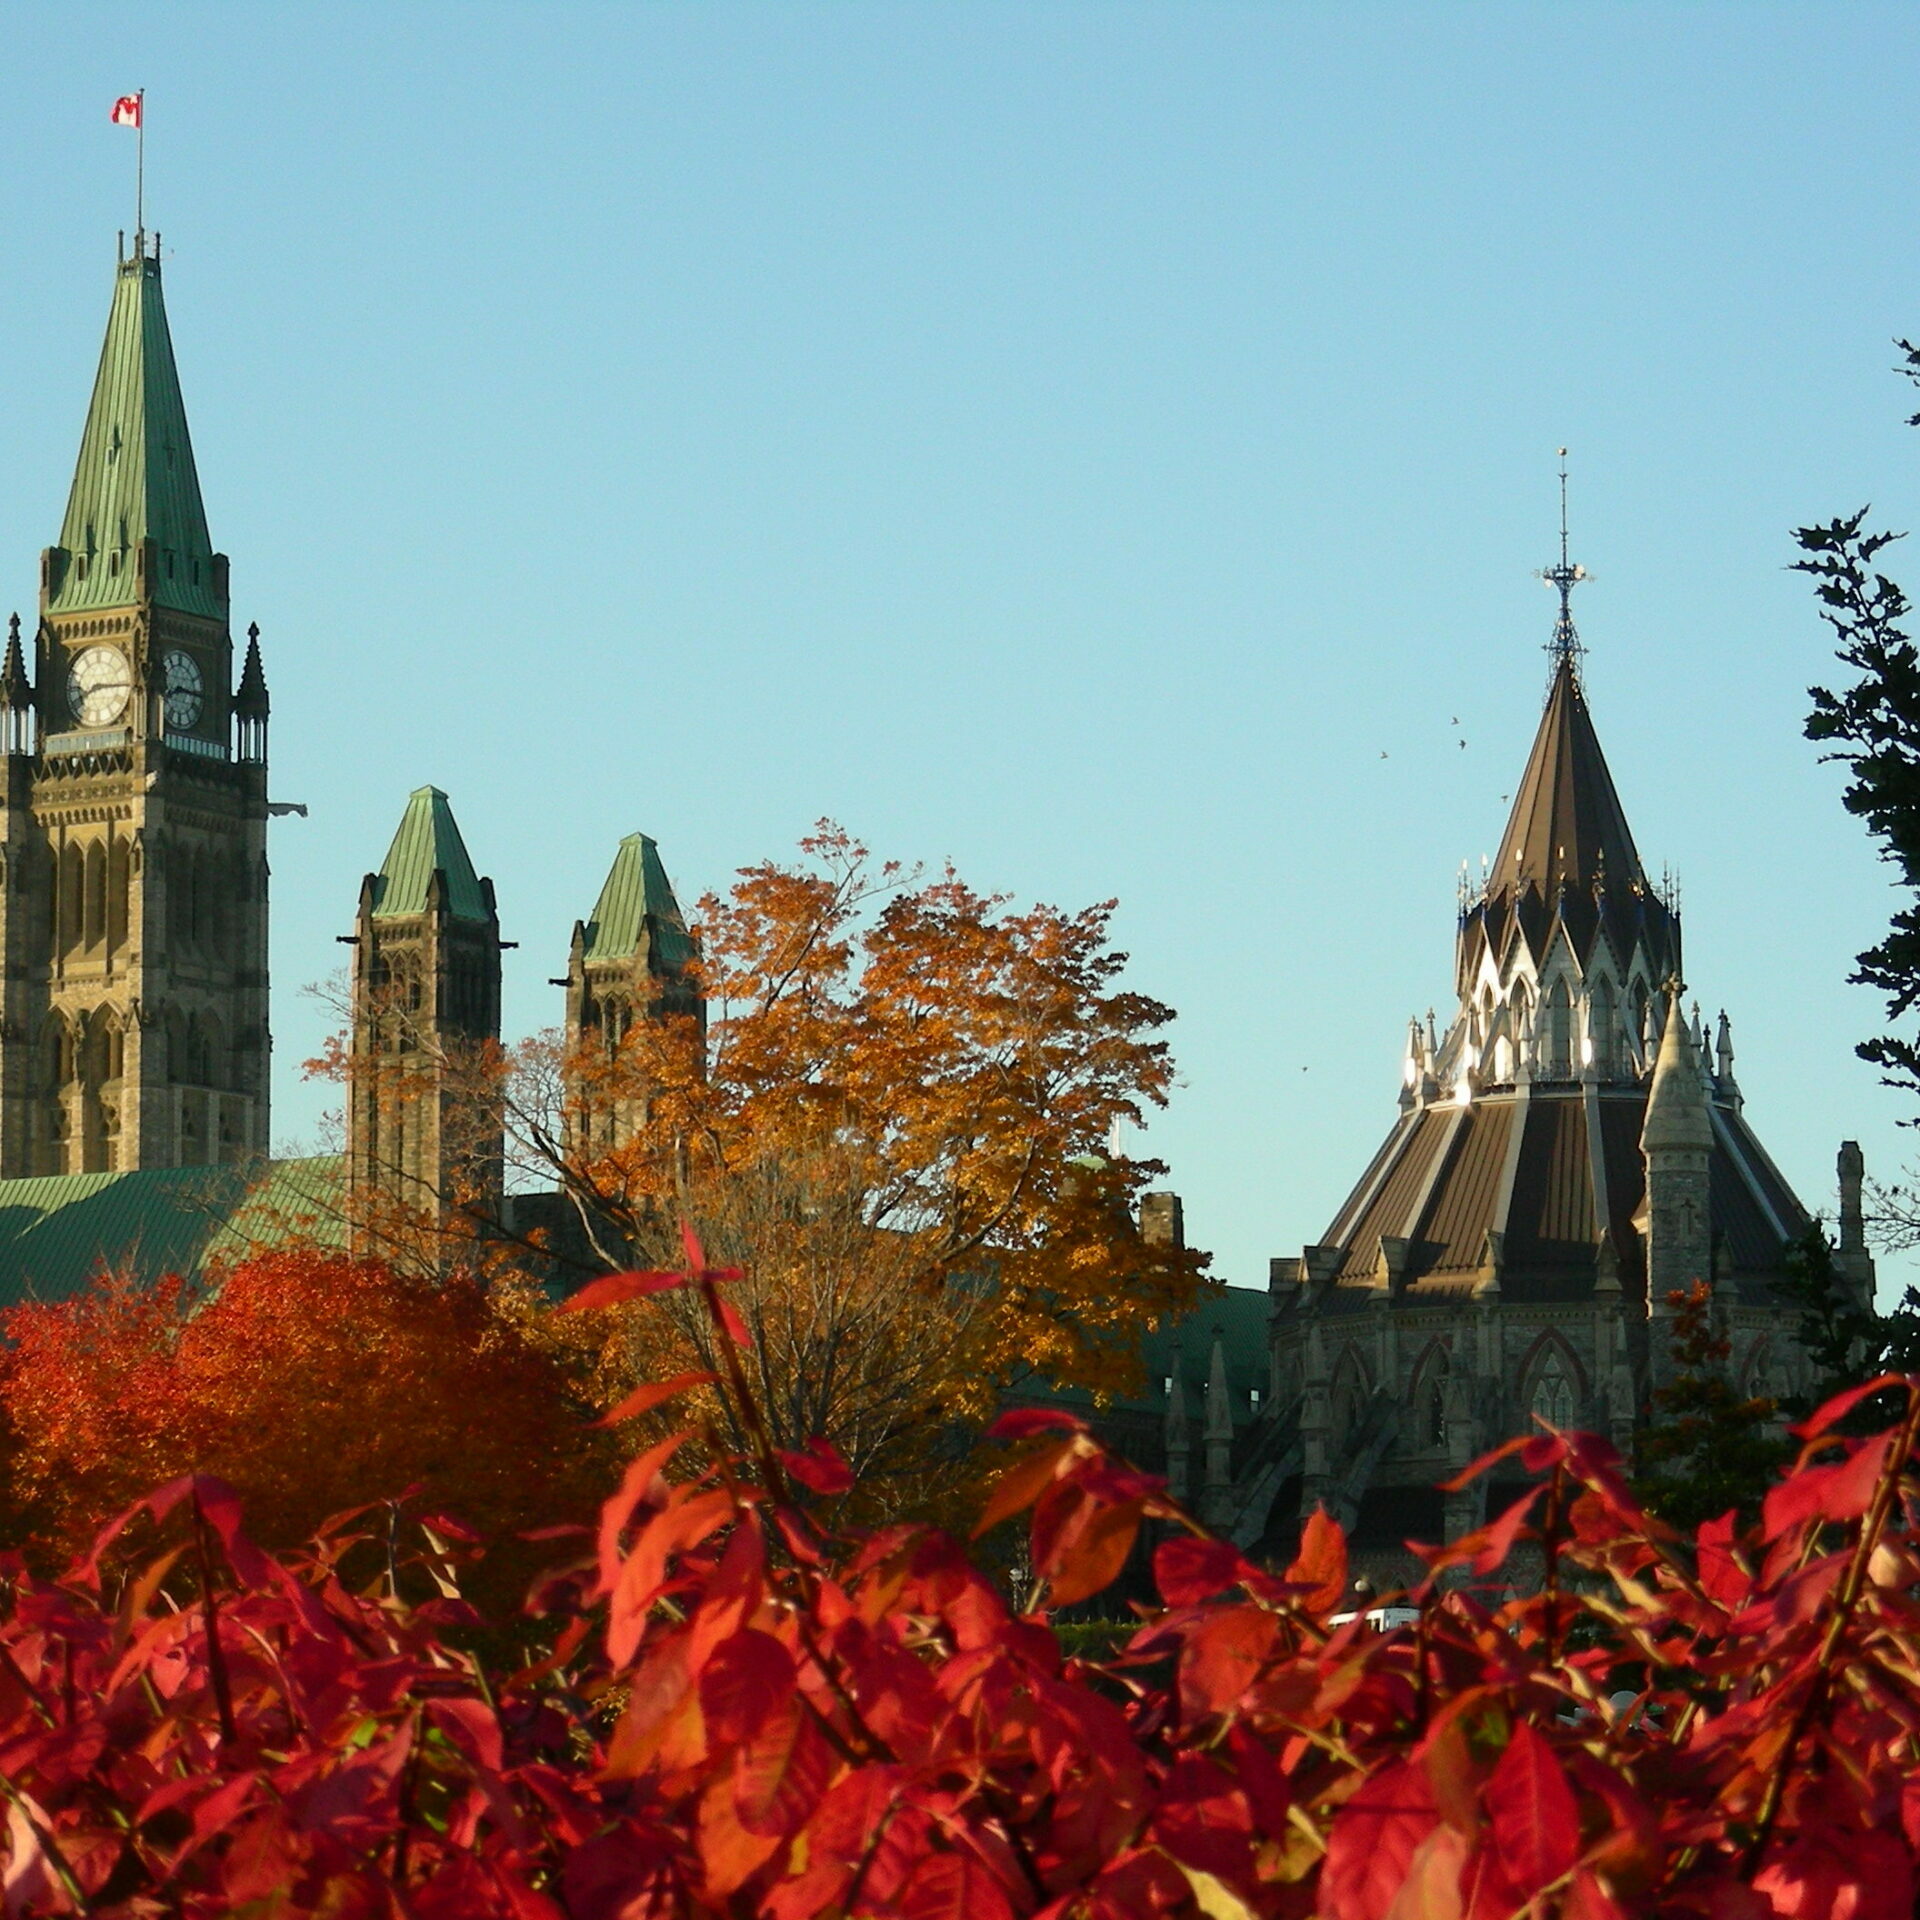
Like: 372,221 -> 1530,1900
1538,447 -> 1588,681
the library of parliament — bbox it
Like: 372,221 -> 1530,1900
0,231 -> 1875,1557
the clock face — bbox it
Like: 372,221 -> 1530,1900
161,649 -> 204,731
66,644 -> 131,728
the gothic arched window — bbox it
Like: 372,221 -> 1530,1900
1529,1348 -> 1578,1430
1541,979 -> 1573,1079
1587,976 -> 1616,1078
1330,1352 -> 1368,1451
1413,1347 -> 1449,1450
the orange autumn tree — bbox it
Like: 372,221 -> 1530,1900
0,1247 -> 606,1567
494,824 -> 1212,1495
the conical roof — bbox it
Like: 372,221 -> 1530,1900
235,624 -> 269,716
49,247 -> 218,620
371,787 -> 490,922
1642,993 -> 1714,1154
584,833 -> 693,970
1489,658 -> 1645,903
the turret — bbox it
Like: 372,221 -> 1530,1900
561,832 -> 699,1157
234,623 -> 269,764
346,787 -> 505,1253
0,617 -> 34,758
1164,1368 -> 1190,1502
1642,982 -> 1714,1387
1837,1140 -> 1877,1311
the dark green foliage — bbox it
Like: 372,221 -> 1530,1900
1797,341 -> 1920,1101
1634,1281 -> 1792,1530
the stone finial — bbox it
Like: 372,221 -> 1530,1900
1204,1334 -> 1233,1446
1642,984 -> 1714,1154
1165,1368 -> 1190,1501
1838,1140 -> 1868,1255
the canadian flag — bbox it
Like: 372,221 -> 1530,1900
110,95 -> 141,128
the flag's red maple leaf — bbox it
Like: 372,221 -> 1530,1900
1482,1722 -> 1580,1900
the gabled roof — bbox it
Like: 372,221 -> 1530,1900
49,247 -> 218,619
1489,659 -> 1646,903
371,787 -> 491,922
584,833 -> 694,969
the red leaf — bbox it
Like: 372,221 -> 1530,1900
1383,1823 -> 1468,1920
1483,1723 -> 1579,1899
1286,1505 -> 1348,1613
560,1268 -> 691,1313
1179,1606 -> 1279,1718
1322,1761 -> 1441,1920
973,1436 -> 1077,1537
595,1431 -> 693,1593
609,1488 -> 736,1666
701,1628 -> 796,1744
1031,1480 -> 1143,1608
898,1851 -> 1017,1920
1054,1498 -> 1142,1607
778,1437 -> 854,1497
596,1370 -> 719,1427
716,1296 -> 754,1349
1564,1868 -> 1629,1920
1156,1534 -> 1247,1607
988,1407 -> 1088,1441
1793,1373 -> 1906,1438
734,1700 -> 833,1837
1762,1431 -> 1894,1540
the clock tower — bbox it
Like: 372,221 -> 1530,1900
0,233 -> 271,1174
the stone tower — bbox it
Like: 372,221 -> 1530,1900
346,787 -> 504,1235
1641,982 -> 1716,1387
561,832 -> 697,1156
0,235 -> 269,1175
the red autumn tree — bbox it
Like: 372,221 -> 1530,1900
0,1247 -> 606,1566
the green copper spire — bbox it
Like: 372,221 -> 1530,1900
371,787 -> 492,922
584,833 -> 693,967
47,243 -> 219,620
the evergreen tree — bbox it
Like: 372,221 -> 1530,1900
1633,1281 -> 1791,1530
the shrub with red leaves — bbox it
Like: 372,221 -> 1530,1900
1,1231 -> 1919,1917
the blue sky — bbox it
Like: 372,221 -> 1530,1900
1,5 -> 1918,1297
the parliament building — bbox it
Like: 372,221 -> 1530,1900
0,236 -> 1872,1553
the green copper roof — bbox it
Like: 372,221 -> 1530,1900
371,787 -> 491,922
585,833 -> 694,967
0,1156 -> 345,1310
49,249 -> 218,620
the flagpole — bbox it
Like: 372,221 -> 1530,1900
136,90 -> 145,246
